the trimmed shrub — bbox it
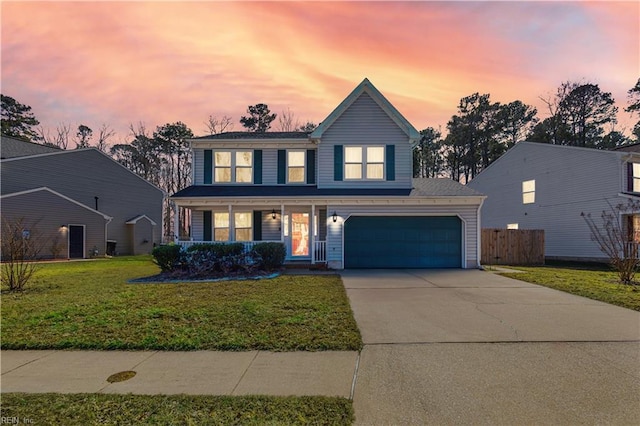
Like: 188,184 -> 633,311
151,244 -> 184,272
186,243 -> 245,257
252,242 -> 286,270
183,249 -> 261,278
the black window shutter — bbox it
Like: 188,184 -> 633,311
253,211 -> 262,241
254,150 -> 263,184
386,145 -> 395,181
204,150 -> 212,184
334,145 -> 343,181
306,149 -> 316,184
203,211 -> 212,241
628,162 -> 634,192
277,150 -> 286,184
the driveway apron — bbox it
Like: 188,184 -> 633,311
342,269 -> 640,425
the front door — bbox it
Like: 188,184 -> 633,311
68,225 -> 85,259
285,212 -> 310,259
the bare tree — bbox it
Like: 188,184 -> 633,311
204,115 -> 234,135
95,124 -> 116,152
1,218 -> 43,291
276,108 -> 300,132
582,199 -> 640,284
38,123 -> 71,149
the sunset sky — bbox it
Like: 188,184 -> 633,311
2,1 -> 638,144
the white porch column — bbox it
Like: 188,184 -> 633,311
280,203 -> 285,242
173,202 -> 179,242
228,205 -> 234,241
311,204 -> 316,264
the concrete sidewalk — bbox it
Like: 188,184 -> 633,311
1,350 -> 359,397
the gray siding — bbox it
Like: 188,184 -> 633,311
1,190 -> 108,259
130,218 -> 155,255
193,147 -> 205,184
318,93 -> 413,189
468,142 -> 630,260
261,210 -> 282,241
1,149 -> 164,255
326,204 -> 480,269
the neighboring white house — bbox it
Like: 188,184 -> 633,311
467,142 -> 640,261
171,78 -> 486,269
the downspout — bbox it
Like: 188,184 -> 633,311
477,197 -> 485,269
105,217 -> 112,256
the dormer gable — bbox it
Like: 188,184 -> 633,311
310,78 -> 420,145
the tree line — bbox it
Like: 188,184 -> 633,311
2,78 -> 639,236
414,79 -> 640,182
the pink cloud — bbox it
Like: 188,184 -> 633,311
1,1 -> 637,141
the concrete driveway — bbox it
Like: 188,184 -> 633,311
342,269 -> 640,425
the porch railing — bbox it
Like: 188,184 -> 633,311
314,240 -> 327,263
175,240 -> 328,264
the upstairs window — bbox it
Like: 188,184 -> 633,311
214,152 -> 231,183
288,151 -> 306,183
522,180 -> 535,204
235,152 -> 252,183
345,147 -> 363,179
344,146 -> 385,180
630,163 -> 640,192
366,147 -> 385,179
214,151 -> 252,183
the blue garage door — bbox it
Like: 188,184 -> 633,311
344,216 -> 462,268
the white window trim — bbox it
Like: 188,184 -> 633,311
344,145 -> 385,181
632,163 -> 640,193
213,150 -> 253,184
287,150 -> 306,184
522,179 -> 535,204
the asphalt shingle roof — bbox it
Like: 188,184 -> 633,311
172,178 -> 483,198
1,135 -> 60,159
190,131 -> 310,140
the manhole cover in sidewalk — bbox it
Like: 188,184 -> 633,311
107,371 -> 136,383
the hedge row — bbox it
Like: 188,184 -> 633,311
151,242 -> 286,276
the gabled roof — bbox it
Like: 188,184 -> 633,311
126,214 -> 157,225
310,78 -> 421,144
1,135 -> 60,159
1,147 -> 166,195
191,131 -> 309,141
1,187 -> 113,220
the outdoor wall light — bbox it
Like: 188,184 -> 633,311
271,209 -> 277,220
60,224 -> 67,230
332,211 -> 338,223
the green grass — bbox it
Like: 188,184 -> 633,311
501,263 -> 640,311
0,393 -> 354,425
1,256 -> 362,351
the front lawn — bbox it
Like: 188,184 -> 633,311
0,393 -> 354,425
501,263 -> 640,311
1,256 -> 362,351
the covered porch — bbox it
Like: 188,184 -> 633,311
173,203 -> 329,264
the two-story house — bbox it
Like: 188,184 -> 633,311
467,142 -> 640,262
171,79 -> 485,269
1,138 -> 165,259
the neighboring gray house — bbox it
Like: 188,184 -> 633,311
172,79 -> 485,269
1,134 -> 61,159
467,142 -> 640,261
1,142 -> 165,258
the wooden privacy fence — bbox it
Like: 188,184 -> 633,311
481,229 -> 545,265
